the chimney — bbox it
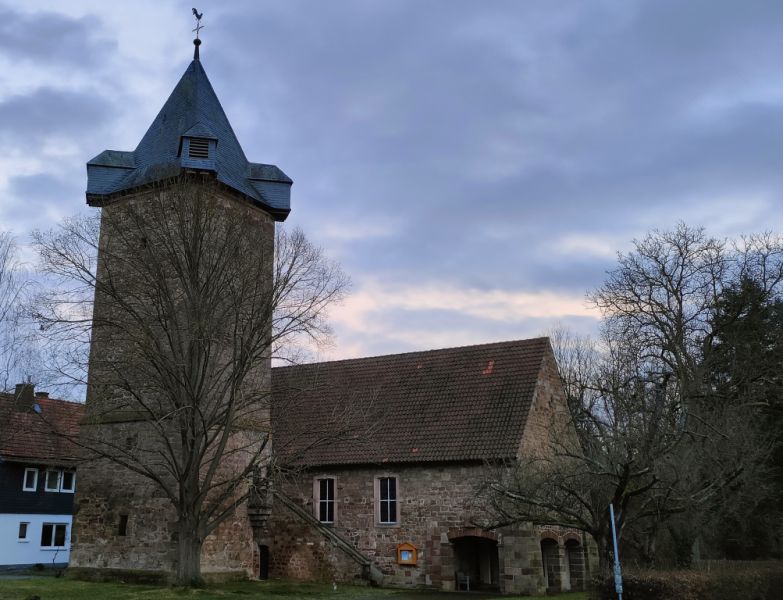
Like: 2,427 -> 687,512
15,382 -> 35,406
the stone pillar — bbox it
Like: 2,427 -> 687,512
557,541 -> 570,591
497,527 -> 546,596
439,534 -> 455,591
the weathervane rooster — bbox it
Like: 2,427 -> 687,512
192,7 -> 204,39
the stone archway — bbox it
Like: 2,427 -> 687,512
449,534 -> 500,591
564,539 -> 585,591
540,538 -> 561,592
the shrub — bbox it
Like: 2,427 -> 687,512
591,563 -> 783,600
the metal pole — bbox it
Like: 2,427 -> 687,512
609,503 -> 623,600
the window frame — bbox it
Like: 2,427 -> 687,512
375,475 -> 400,526
42,469 -> 76,493
18,521 -> 30,542
22,468 -> 38,492
44,469 -> 61,492
60,470 -> 76,493
40,522 -> 68,549
313,476 -> 337,525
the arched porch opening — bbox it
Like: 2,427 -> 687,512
451,536 -> 500,591
541,537 -> 561,592
564,539 -> 584,591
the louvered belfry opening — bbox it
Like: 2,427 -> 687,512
188,137 -> 210,159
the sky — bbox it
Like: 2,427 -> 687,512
1,0 -> 782,362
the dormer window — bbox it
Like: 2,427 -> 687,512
188,137 -> 211,159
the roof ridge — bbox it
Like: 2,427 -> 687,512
0,392 -> 82,405
273,336 -> 550,370
36,397 -> 85,407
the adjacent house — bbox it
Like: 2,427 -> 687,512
0,384 -> 84,569
267,337 -> 596,595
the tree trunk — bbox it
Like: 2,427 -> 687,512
595,533 -> 611,575
176,519 -> 204,587
638,526 -> 657,567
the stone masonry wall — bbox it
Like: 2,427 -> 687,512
70,434 -> 177,572
69,421 -> 258,577
269,463 -> 556,594
519,345 -> 572,458
71,184 -> 273,580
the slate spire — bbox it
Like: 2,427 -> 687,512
86,44 -> 291,221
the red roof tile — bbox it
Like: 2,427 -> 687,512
0,394 -> 84,463
272,338 -> 549,467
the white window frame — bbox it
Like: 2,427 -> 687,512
22,468 -> 38,492
40,522 -> 68,549
44,469 -> 61,492
313,476 -> 336,524
375,475 -> 400,526
60,471 -> 76,493
18,521 -> 30,542
42,469 -> 76,493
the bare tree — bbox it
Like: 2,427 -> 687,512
588,223 -> 727,403
478,224 -> 781,572
479,328 -> 761,572
0,231 -> 48,456
0,231 -> 39,391
32,176 -> 349,585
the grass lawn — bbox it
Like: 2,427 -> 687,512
0,577 -> 589,600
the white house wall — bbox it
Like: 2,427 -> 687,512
0,513 -> 72,567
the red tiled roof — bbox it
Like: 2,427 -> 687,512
272,338 -> 550,467
0,394 -> 84,463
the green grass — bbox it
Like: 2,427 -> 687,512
0,577 -> 589,600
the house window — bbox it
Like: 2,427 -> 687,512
22,468 -> 38,492
18,522 -> 29,541
316,478 -> 335,524
61,471 -> 76,493
41,523 -> 67,548
378,476 -> 398,524
43,469 -> 76,493
44,470 -> 61,492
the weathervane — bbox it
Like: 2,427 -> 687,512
192,8 -> 204,60
192,8 -> 204,38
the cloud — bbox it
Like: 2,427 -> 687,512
330,278 -> 598,332
321,286 -> 600,361
318,215 -> 402,243
0,8 -> 115,67
548,234 -> 619,259
1,0 -> 783,362
0,87 -> 113,149
1,173 -> 85,235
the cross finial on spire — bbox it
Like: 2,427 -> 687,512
192,8 -> 204,60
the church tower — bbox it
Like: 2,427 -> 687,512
69,34 -> 291,583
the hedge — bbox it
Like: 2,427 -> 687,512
591,563 -> 783,600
